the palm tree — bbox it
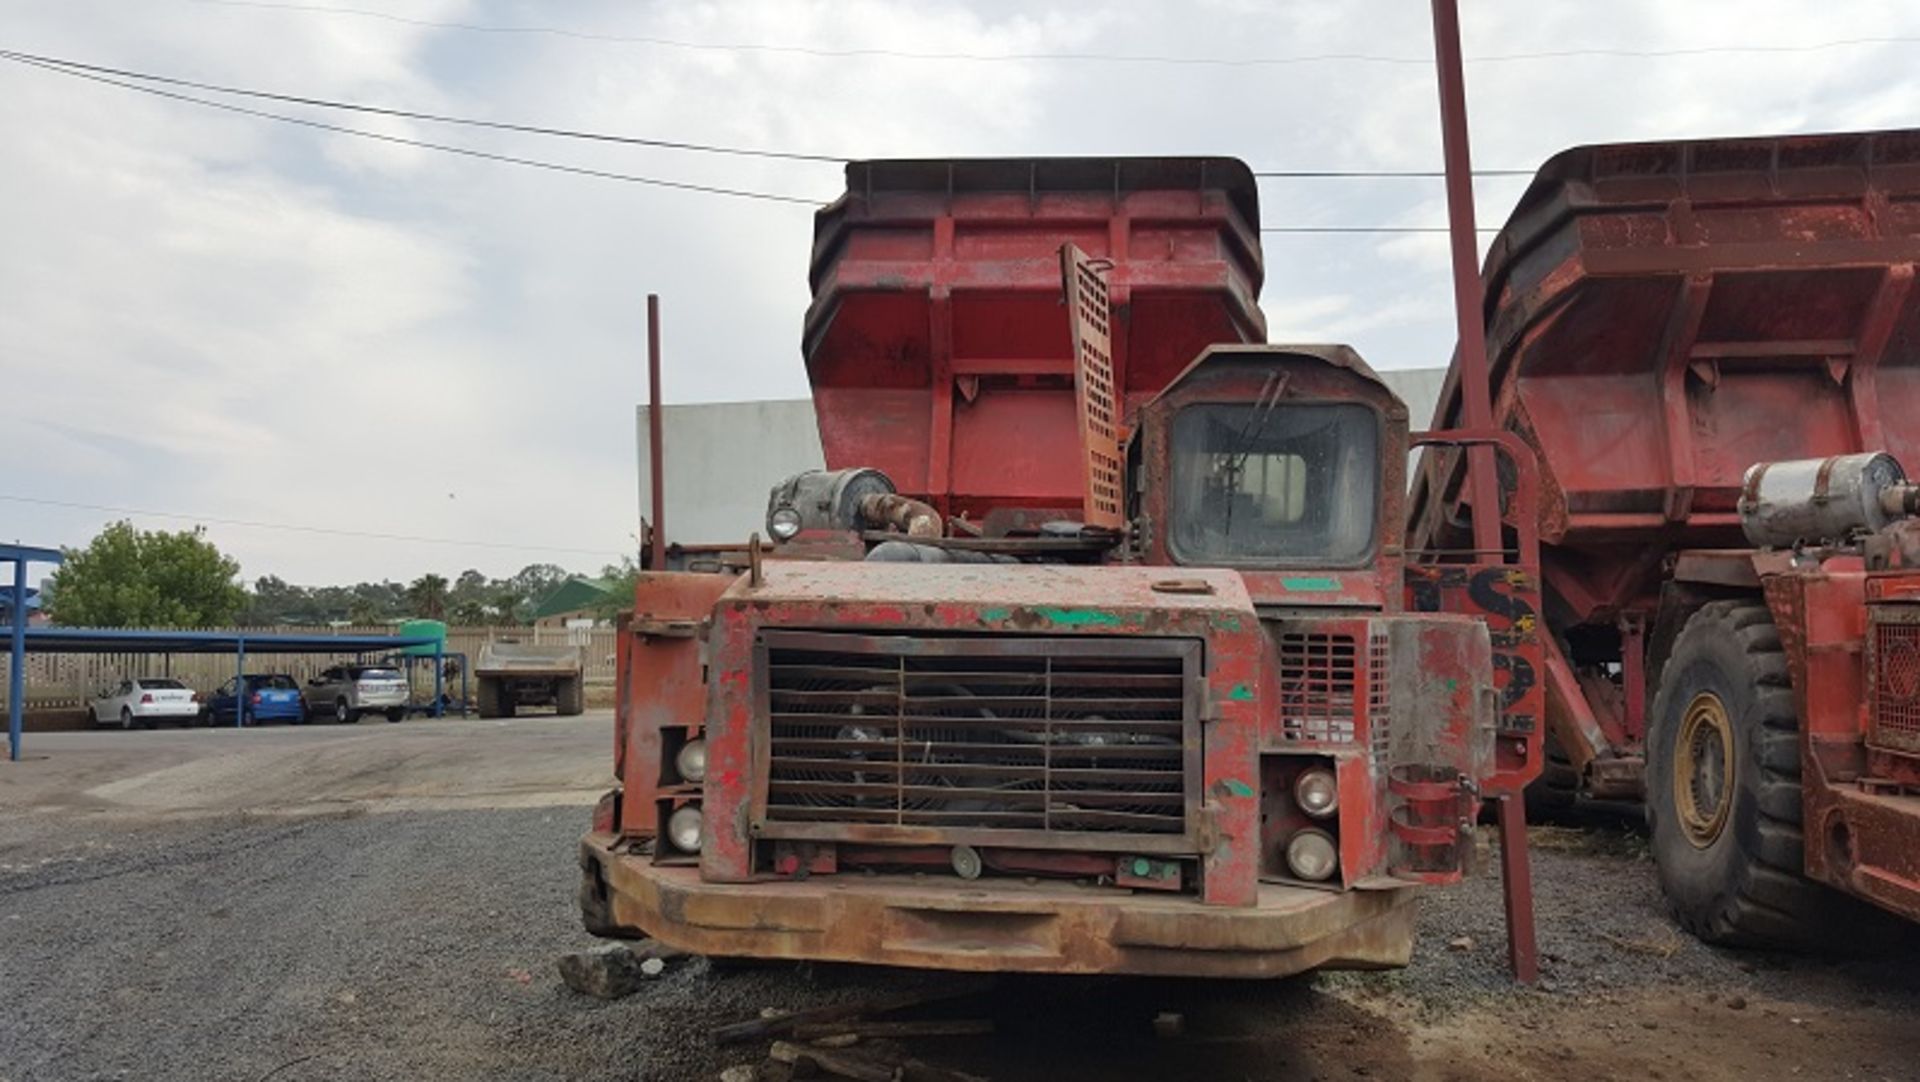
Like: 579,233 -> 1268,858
406,573 -> 450,620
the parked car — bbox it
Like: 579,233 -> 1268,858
306,664 -> 409,723
89,677 -> 199,729
204,673 -> 306,727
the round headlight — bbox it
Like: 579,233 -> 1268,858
666,805 -> 704,853
1293,766 -> 1339,819
1284,828 -> 1339,882
768,506 -> 803,541
675,738 -> 707,783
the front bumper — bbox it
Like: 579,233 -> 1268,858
578,832 -> 1416,978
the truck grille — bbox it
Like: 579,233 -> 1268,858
759,631 -> 1199,839
1274,631 -> 1359,743
1870,612 -> 1920,754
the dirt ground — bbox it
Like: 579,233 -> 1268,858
1,714 -> 1916,1081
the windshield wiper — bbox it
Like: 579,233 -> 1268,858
1222,372 -> 1290,539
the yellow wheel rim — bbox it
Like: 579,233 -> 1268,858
1674,692 -> 1736,849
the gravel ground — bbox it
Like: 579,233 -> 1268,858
0,809 -> 947,1082
5,804 -> 1919,1082
5,721 -> 1919,1082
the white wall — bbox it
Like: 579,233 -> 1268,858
637,367 -> 1447,545
636,400 -> 824,547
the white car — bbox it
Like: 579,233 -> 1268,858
90,677 -> 201,729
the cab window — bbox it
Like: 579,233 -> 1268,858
1168,402 -> 1379,565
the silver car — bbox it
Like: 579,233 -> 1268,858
306,664 -> 409,723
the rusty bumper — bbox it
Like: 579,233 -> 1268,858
579,833 -> 1417,978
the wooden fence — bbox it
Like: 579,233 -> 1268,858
0,624 -> 620,710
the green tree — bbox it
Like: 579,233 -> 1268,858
449,597 -> 490,625
591,556 -> 641,621
47,521 -> 246,628
406,573 -> 450,620
504,563 -> 570,622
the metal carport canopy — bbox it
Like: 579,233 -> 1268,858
17,628 -> 441,655
11,628 -> 447,751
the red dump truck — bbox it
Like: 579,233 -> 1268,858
579,158 -> 1543,977
1412,127 -> 1920,944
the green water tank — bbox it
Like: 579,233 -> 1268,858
397,619 -> 447,657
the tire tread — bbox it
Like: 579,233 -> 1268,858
1648,600 -> 1839,946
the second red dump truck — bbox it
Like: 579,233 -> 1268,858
579,158 -> 1544,977
1414,127 -> 1920,944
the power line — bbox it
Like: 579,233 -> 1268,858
0,494 -> 620,558
5,48 -> 1536,178
1262,226 -> 1497,235
1255,168 -> 1531,179
0,51 -> 824,205
0,49 -> 840,164
0,51 -> 1511,234
184,0 -> 1920,68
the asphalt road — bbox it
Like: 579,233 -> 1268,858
2,714 -> 1917,1081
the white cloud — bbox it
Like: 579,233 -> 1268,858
5,0 -> 1920,581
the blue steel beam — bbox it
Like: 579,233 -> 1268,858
4,544 -> 64,762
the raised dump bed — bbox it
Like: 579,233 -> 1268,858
475,641 -> 583,718
1415,128 -> 1920,628
805,158 -> 1266,523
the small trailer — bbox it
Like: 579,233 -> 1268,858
475,640 -> 584,718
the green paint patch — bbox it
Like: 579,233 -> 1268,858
1034,607 -> 1126,627
1280,576 -> 1341,592
1227,684 -> 1255,701
978,607 -> 1011,622
1222,778 -> 1254,797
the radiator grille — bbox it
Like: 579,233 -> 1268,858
1871,615 -> 1920,754
1276,632 -> 1358,743
1368,624 -> 1392,768
760,632 -> 1196,836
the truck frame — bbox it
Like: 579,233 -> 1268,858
1412,127 -> 1920,942
578,157 -> 1543,978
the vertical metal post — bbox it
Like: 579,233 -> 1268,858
235,637 -> 246,728
1431,0 -> 1537,985
1494,792 -> 1539,982
8,558 -> 26,762
646,293 -> 668,572
1620,615 -> 1647,743
1430,0 -> 1503,560
432,643 -> 444,718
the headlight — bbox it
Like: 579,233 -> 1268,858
1284,828 -> 1339,882
768,505 -> 802,540
674,738 -> 707,783
666,804 -> 704,853
1293,766 -> 1339,819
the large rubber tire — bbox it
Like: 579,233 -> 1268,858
120,706 -> 135,731
555,676 -> 584,717
1646,600 -> 1836,946
335,698 -> 358,725
476,678 -> 505,719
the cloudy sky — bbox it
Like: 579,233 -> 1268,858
5,0 -> 1920,586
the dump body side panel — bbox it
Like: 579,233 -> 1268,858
1412,129 -> 1920,629
807,158 -> 1267,522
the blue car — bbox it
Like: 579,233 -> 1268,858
204,673 -> 307,726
